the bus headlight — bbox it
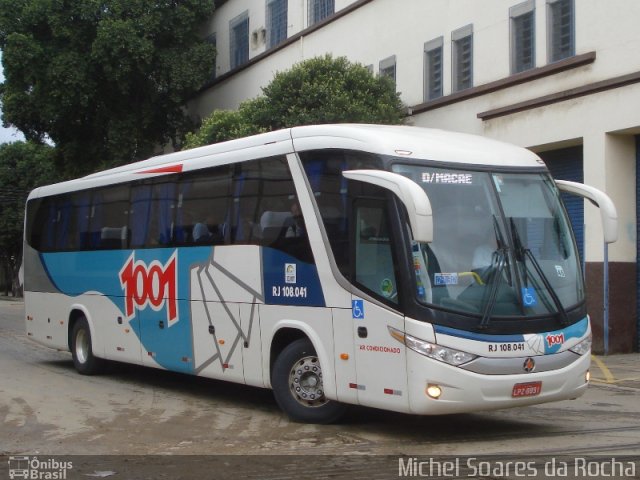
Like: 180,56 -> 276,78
569,334 -> 592,356
389,327 -> 477,366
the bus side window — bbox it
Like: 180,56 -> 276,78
29,193 -> 92,252
176,166 -> 233,246
148,182 -> 177,246
228,156 -> 314,263
90,186 -> 130,250
353,199 -> 399,304
129,185 -> 153,248
300,149 -> 383,279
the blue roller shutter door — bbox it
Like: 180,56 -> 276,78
539,146 -> 584,262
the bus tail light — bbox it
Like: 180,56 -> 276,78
388,326 -> 477,366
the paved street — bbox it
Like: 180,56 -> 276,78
1,297 -> 638,478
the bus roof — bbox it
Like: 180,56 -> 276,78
290,124 -> 543,167
29,124 -> 544,199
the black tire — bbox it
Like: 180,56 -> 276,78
271,338 -> 347,424
70,316 -> 104,375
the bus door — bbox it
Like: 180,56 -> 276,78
350,197 -> 409,412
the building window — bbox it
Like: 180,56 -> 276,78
452,25 -> 473,92
230,11 -> 249,70
266,0 -> 288,49
424,37 -> 443,101
308,0 -> 334,27
511,1 -> 535,73
548,0 -> 575,62
206,33 -> 217,82
379,55 -> 397,89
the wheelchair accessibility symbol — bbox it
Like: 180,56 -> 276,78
352,300 -> 365,319
521,287 -> 538,307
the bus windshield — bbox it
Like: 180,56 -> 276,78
392,164 -> 584,319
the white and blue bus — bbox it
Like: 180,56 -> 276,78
23,125 -> 617,423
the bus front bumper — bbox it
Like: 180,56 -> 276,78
406,349 -> 590,415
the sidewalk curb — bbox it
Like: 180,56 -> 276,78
0,297 -> 23,302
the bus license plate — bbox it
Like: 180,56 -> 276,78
512,381 -> 542,398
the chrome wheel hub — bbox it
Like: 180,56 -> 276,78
75,329 -> 89,364
289,355 -> 328,407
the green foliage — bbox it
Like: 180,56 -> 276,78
257,55 -> 405,128
183,109 -> 265,149
0,0 -> 216,176
186,55 -> 405,148
0,141 -> 56,294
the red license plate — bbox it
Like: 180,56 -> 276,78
512,381 -> 542,398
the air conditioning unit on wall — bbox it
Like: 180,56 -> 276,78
251,27 -> 266,49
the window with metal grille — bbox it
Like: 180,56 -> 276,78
379,55 -> 397,89
424,37 -> 443,101
308,0 -> 334,27
230,12 -> 249,69
452,25 -> 473,92
548,0 -> 574,62
511,1 -> 535,73
267,0 -> 288,49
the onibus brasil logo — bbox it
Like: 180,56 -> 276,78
8,456 -> 73,479
119,251 -> 179,327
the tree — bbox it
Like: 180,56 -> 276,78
0,141 -> 56,296
184,55 -> 405,148
0,0 -> 216,176
183,109 -> 261,149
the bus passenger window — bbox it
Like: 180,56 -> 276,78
175,166 -> 233,246
130,181 -> 176,249
90,186 -> 130,250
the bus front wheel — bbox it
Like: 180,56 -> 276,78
271,338 -> 346,424
71,316 -> 104,375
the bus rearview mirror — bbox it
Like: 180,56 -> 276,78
555,180 -> 618,244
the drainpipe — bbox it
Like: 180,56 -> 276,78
603,243 -> 610,355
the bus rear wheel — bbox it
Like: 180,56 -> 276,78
272,338 -> 346,424
71,316 -> 104,375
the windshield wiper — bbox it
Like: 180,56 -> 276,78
478,247 -> 507,329
509,218 -> 570,326
478,216 -> 511,329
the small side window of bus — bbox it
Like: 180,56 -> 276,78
89,186 -> 130,250
353,199 -> 399,304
